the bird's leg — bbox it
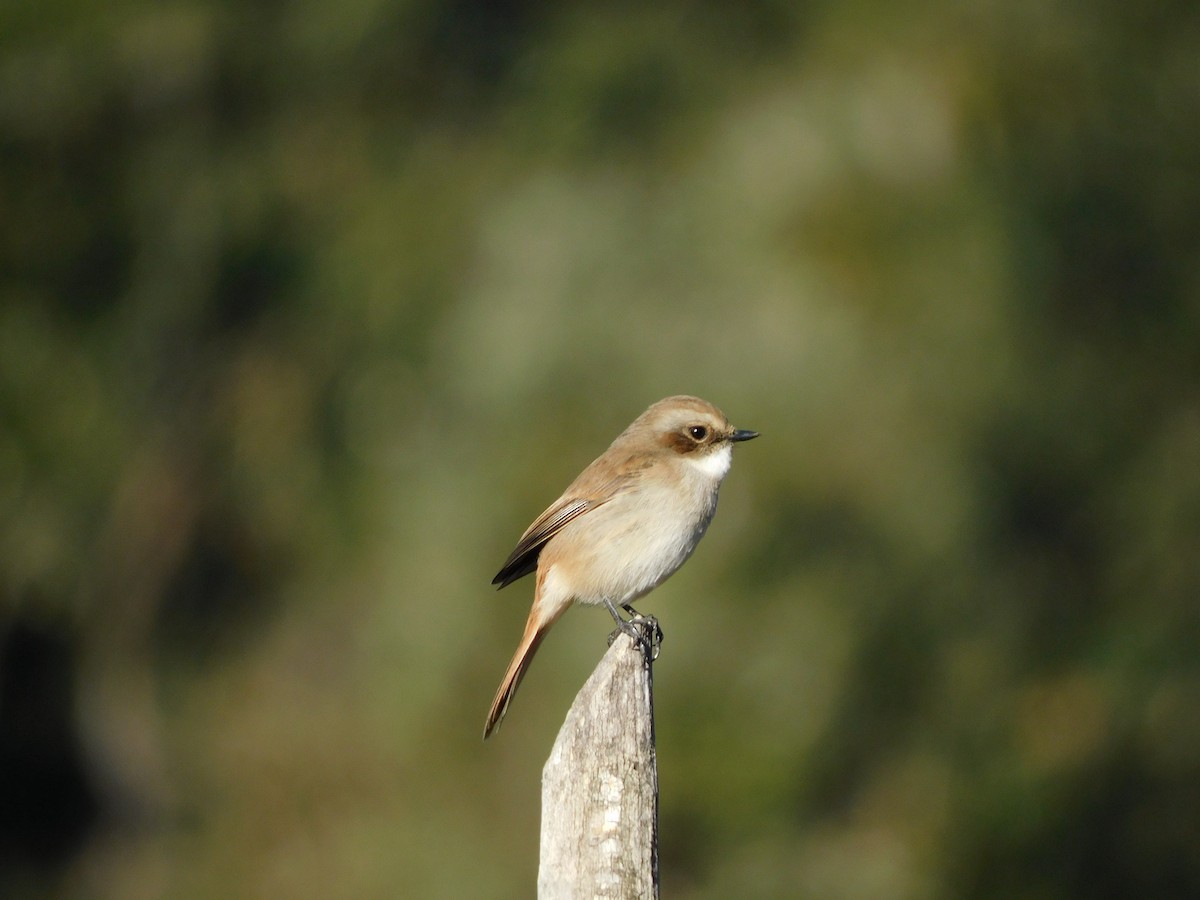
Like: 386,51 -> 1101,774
604,599 -> 663,660
603,597 -> 638,636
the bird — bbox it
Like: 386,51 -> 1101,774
484,395 -> 758,738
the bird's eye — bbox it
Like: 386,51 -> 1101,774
688,425 -> 708,441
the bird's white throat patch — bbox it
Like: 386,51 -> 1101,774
687,442 -> 732,480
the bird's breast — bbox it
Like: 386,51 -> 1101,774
543,474 -> 721,606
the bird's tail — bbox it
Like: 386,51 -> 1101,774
483,602 -> 564,739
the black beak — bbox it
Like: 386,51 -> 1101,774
730,429 -> 759,443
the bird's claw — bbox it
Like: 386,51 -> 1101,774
606,608 -> 663,661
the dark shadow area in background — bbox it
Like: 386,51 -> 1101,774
0,619 -> 100,889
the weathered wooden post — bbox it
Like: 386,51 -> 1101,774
538,621 -> 660,899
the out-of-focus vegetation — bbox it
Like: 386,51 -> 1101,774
2,0 -> 1199,897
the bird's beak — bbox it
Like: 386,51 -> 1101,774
730,429 -> 759,442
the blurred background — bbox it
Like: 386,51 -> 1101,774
2,0 -> 1199,897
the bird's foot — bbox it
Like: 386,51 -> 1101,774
605,602 -> 663,660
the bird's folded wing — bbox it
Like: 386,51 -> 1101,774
492,496 -> 594,588
491,466 -> 642,588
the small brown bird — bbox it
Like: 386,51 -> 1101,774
484,395 -> 758,738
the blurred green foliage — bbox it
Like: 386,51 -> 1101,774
2,0 -> 1199,897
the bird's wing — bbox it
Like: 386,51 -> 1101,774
491,464 -> 643,589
